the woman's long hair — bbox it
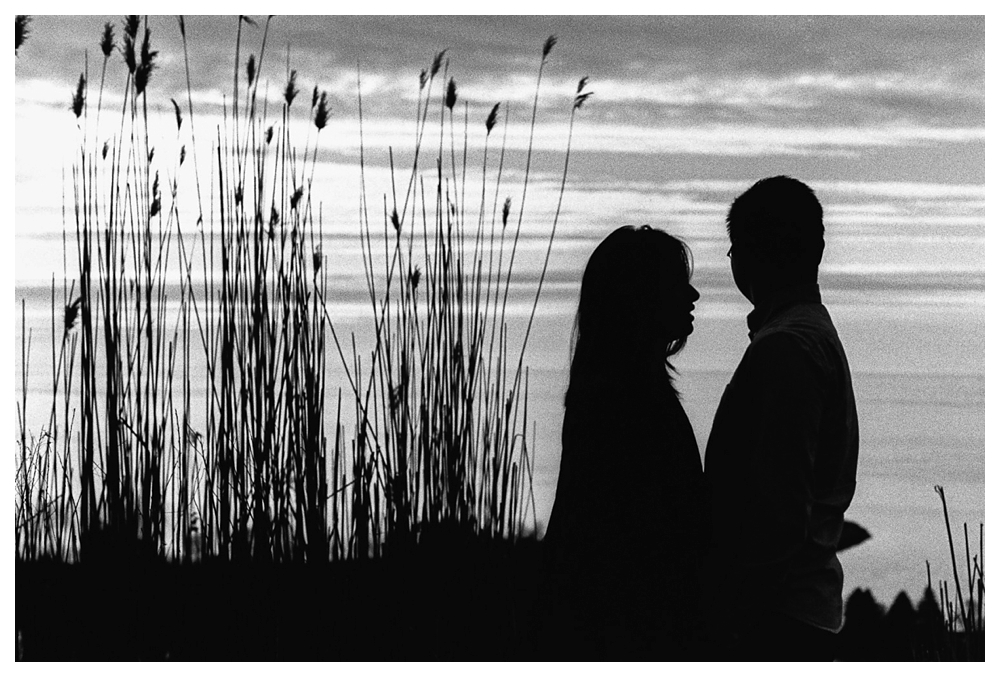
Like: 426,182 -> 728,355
565,225 -> 693,406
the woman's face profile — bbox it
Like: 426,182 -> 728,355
580,227 -> 698,354
658,263 -> 700,341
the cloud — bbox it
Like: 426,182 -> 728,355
813,181 -> 985,199
16,16 -> 983,131
551,122 -> 985,156
590,70 -> 978,107
554,178 -> 985,200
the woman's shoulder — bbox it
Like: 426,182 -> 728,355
564,383 -> 690,446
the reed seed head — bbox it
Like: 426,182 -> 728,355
246,54 -> 256,86
431,50 -> 446,78
574,91 -> 593,111
63,298 -> 81,334
15,16 -> 31,56
100,22 -> 115,58
71,74 -> 86,118
577,76 -> 589,94
311,84 -> 319,110
485,102 -> 500,135
284,70 -> 299,107
446,77 -> 457,110
122,16 -> 139,73
391,209 -> 401,233
419,68 -> 428,90
134,27 -> 158,95
102,141 -> 109,160
123,34 -> 136,73
266,125 -> 274,145
151,172 -> 161,216
502,197 -> 511,229
410,265 -> 422,291
313,91 -> 330,130
543,35 -> 556,60
312,246 -> 322,275
179,145 -> 186,166
124,15 -> 140,40
291,186 -> 303,211
171,98 -> 183,131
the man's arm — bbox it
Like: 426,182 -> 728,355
735,332 -> 824,587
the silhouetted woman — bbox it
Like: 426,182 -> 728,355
539,225 -> 705,659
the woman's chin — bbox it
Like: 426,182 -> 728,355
667,310 -> 696,337
665,321 -> 695,342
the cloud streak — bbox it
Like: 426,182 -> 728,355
15,16 -> 983,129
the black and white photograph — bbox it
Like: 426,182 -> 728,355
12,11 -> 986,662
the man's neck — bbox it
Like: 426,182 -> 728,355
747,281 -> 822,337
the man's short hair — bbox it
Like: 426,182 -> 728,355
727,176 -> 824,277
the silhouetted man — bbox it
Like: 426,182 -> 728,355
703,176 -> 859,661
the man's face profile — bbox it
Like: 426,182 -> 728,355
728,227 -> 755,304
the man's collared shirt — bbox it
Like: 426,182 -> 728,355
705,283 -> 860,632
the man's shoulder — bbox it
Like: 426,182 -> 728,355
767,300 -> 834,330
755,303 -> 840,348
748,327 -> 804,355
748,302 -> 851,382
741,331 -> 816,385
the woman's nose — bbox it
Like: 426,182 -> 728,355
689,285 -> 700,302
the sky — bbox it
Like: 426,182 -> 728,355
13,14 -> 985,220
14,13 -> 986,358
13,15 -> 985,131
13,15 -> 985,180
10,12 -> 988,602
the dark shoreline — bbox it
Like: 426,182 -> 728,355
16,544 -> 982,661
15,539 -> 546,661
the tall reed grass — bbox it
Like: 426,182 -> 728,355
916,485 -> 985,659
15,15 -> 590,564
842,486 -> 986,661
